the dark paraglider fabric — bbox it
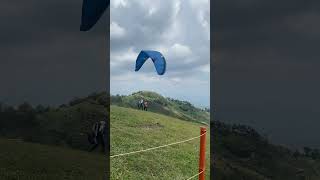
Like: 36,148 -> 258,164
80,0 -> 110,31
135,50 -> 166,75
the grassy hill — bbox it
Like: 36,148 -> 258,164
211,121 -> 320,180
0,138 -> 106,180
0,92 -> 108,151
1,91 -> 320,179
111,91 -> 210,124
0,92 -> 108,180
110,105 -> 210,180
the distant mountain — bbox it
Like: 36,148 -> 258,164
110,91 -> 210,124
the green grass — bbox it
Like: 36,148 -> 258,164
0,138 -> 106,180
110,105 -> 210,180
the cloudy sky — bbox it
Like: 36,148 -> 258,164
110,0 -> 210,108
0,0 -> 109,106
214,0 -> 320,149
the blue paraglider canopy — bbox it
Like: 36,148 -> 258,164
80,0 -> 109,31
135,50 -> 166,75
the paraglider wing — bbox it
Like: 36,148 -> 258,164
80,0 -> 110,31
135,50 -> 166,75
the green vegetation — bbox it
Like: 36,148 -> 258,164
211,121 -> 320,180
111,91 -> 210,124
0,92 -> 108,151
0,138 -> 106,180
0,92 -> 108,180
1,90 -> 320,180
110,105 -> 210,180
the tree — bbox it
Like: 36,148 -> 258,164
59,104 -> 68,108
293,150 -> 300,159
18,102 -> 34,113
303,147 -> 312,157
4,105 -> 15,113
35,105 -> 46,113
69,97 -> 83,106
97,96 -> 108,106
311,149 -> 320,160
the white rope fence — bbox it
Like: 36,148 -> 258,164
186,170 -> 204,180
110,132 -> 206,158
110,131 -> 207,180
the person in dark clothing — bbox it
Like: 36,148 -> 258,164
88,119 -> 108,153
143,101 -> 148,111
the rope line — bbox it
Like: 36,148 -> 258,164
186,170 -> 204,180
110,132 -> 206,158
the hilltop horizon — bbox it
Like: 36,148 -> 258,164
111,90 -> 210,109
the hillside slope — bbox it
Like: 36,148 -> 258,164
111,91 -> 210,124
0,138 -> 106,180
110,105 -> 210,180
211,121 -> 320,180
0,92 -> 108,151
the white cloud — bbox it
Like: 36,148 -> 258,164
110,21 -> 126,39
111,0 -> 128,8
110,47 -> 136,68
170,43 -> 192,57
189,0 -> 210,40
198,63 -> 210,73
173,0 -> 182,17
170,77 -> 182,83
147,7 -> 158,16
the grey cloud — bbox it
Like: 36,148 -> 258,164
0,0 -> 109,106
213,0 -> 320,148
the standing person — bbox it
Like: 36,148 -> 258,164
137,99 -> 141,109
92,121 -> 99,144
88,120 -> 107,153
144,100 -> 148,111
139,99 -> 144,110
